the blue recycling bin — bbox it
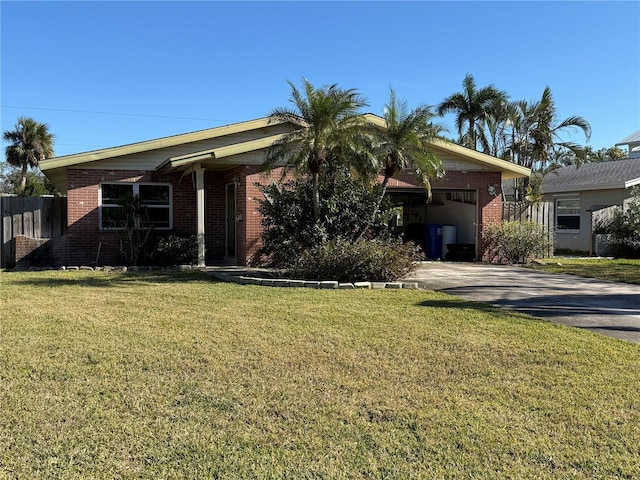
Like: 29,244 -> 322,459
425,224 -> 443,259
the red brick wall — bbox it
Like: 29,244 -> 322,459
64,167 -> 255,265
61,166 -> 503,266
167,171 -> 196,234
243,167 -> 285,265
65,169 -> 155,265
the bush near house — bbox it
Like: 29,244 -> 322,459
254,165 -> 415,280
483,220 -> 553,264
600,186 -> 640,258
288,237 -> 423,282
148,233 -> 198,266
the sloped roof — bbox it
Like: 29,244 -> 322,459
542,158 -> 640,193
41,114 -> 530,193
39,117 -> 274,170
362,114 -> 530,180
616,129 -> 640,146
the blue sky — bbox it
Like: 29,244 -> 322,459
1,1 -> 639,158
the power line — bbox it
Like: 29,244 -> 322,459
0,105 -> 230,122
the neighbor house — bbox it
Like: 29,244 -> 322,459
541,131 -> 640,253
33,114 -> 530,267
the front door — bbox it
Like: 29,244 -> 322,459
225,183 -> 236,259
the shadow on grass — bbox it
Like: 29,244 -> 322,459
3,270 -> 212,288
438,286 -> 640,318
416,297 -> 508,315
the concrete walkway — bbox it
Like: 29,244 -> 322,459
401,262 -> 640,344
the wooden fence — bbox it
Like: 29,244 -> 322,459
502,201 -> 554,258
1,195 -> 67,268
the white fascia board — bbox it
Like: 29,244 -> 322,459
625,177 -> 640,188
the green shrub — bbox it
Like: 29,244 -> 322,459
149,234 -> 198,266
287,237 -> 424,282
254,165 -> 394,269
483,221 -> 553,264
602,187 -> 640,258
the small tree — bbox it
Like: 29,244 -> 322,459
106,193 -> 153,266
0,164 -> 55,196
356,89 -> 445,240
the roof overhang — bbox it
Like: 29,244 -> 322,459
157,133 -> 286,174
363,114 -> 530,180
40,116 -> 274,171
41,113 -> 530,193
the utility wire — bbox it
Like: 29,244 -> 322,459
0,105 -> 230,122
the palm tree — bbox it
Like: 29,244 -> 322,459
374,89 -> 445,197
503,86 -> 591,200
355,89 -> 446,240
478,99 -> 510,157
264,79 -> 368,222
530,86 -> 591,168
3,117 -> 55,194
437,73 -> 506,150
504,86 -> 591,170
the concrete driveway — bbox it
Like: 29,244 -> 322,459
401,262 -> 640,344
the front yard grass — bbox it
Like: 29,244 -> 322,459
1,270 -> 638,479
528,257 -> 640,284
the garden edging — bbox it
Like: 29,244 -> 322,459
205,270 -> 420,290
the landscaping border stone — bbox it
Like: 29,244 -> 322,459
202,269 -> 420,290
10,265 -> 422,290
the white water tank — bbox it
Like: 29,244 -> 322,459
441,225 -> 457,259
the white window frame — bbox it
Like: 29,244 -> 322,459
99,182 -> 173,231
555,198 -> 581,233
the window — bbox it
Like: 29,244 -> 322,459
99,183 -> 172,230
556,198 -> 580,231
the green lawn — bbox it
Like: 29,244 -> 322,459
1,270 -> 639,479
528,257 -> 640,284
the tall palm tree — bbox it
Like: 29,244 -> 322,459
264,79 -> 368,222
504,86 -> 591,200
437,73 -> 506,150
374,89 -> 445,196
478,99 -> 510,157
530,86 -> 591,168
3,117 -> 55,194
504,86 -> 591,171
356,89 -> 446,240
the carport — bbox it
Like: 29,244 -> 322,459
388,188 -> 477,260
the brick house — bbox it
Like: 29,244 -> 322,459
38,114 -> 530,267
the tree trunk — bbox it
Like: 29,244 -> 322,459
312,172 -> 320,223
19,163 -> 27,194
468,119 -> 476,150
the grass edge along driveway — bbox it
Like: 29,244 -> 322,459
1,270 -> 638,479
527,257 -> 640,284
